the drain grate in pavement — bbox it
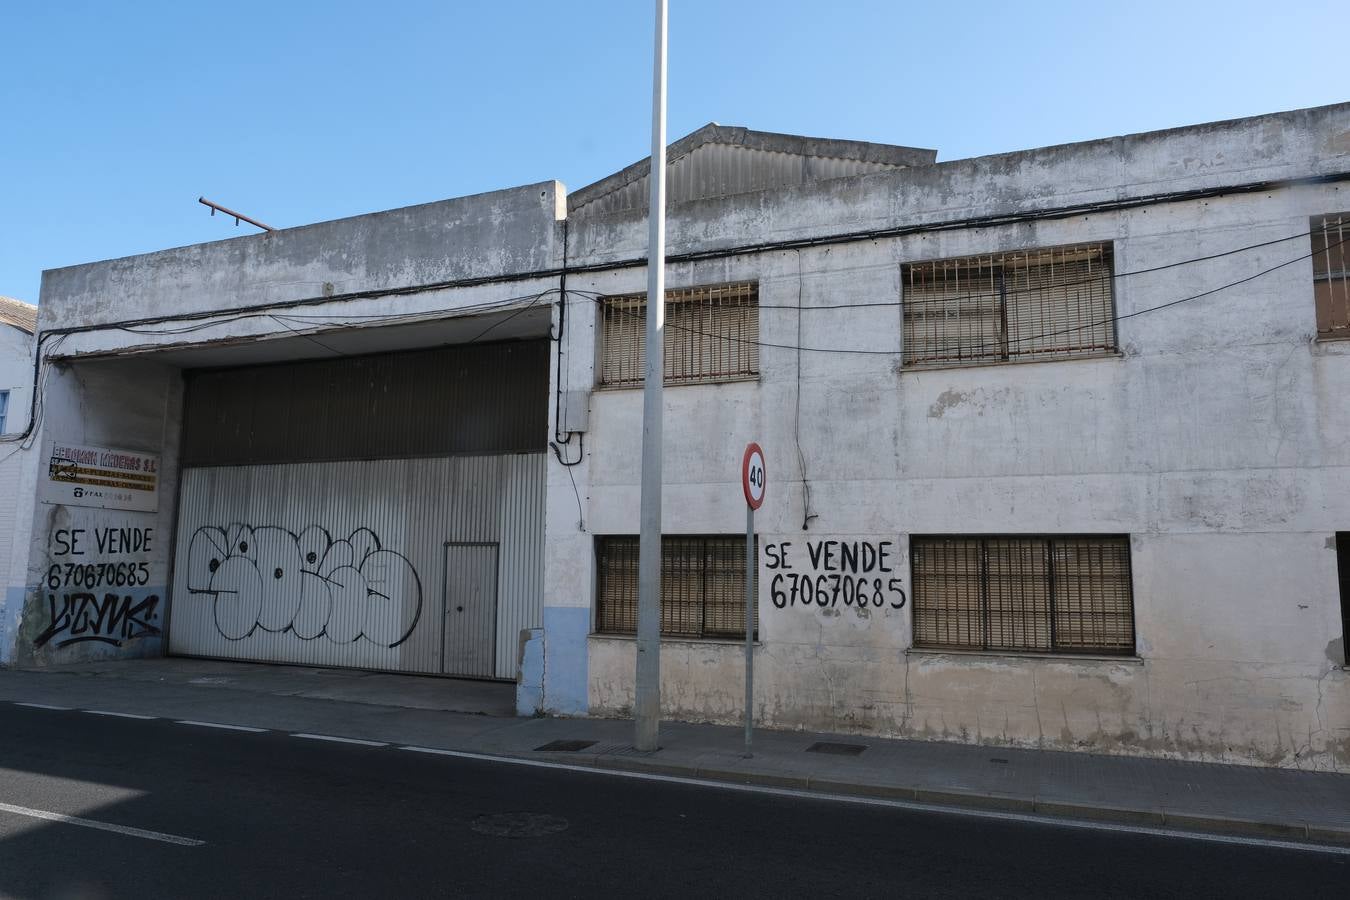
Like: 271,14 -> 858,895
989,757 -> 1010,765
805,741 -> 867,756
533,739 -> 597,752
598,744 -> 661,757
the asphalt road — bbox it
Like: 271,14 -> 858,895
0,704 -> 1345,899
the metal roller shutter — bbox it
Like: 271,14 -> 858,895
168,341 -> 548,678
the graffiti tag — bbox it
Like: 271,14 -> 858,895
34,593 -> 162,649
764,539 -> 906,611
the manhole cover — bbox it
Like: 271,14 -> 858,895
470,813 -> 569,838
534,739 -> 596,752
805,741 -> 867,756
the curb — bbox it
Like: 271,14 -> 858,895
524,750 -> 1350,848
8,687 -> 1348,850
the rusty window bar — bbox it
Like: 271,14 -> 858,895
911,535 -> 1135,655
1313,214 -> 1350,338
902,243 -> 1116,367
599,283 -> 759,387
595,535 -> 758,639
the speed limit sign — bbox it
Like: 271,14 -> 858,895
742,442 -> 766,510
739,441 -> 765,757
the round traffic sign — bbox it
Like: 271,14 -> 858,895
742,443 -> 766,510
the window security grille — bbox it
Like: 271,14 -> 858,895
911,535 -> 1135,655
902,243 -> 1116,367
1313,214 -> 1350,338
599,283 -> 759,387
595,535 -> 756,639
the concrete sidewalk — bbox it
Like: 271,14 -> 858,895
3,659 -> 1348,847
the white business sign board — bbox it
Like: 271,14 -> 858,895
41,442 -> 160,513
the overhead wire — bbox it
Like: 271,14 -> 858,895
4,214 -> 1344,457
580,232 -> 1349,358
0,290 -> 561,448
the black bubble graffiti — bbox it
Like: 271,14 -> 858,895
185,524 -> 422,647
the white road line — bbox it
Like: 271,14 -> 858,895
175,720 -> 267,733
397,746 -> 1350,857
0,801 -> 204,847
14,702 -> 71,711
84,710 -> 157,720
292,733 -> 387,747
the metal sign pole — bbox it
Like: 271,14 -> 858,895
740,442 -> 764,759
744,502 -> 755,758
634,0 -> 668,754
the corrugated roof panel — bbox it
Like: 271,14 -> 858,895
574,143 -> 911,216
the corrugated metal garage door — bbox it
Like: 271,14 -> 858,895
168,341 -> 548,679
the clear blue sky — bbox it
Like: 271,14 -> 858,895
1,0 -> 1343,306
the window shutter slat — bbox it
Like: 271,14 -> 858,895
600,283 -> 759,386
912,535 -> 1134,655
595,535 -> 755,639
903,244 -> 1116,366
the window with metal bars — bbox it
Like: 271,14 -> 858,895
598,283 -> 759,387
911,535 -> 1135,655
594,535 -> 757,639
902,243 -> 1116,367
1313,214 -> 1350,339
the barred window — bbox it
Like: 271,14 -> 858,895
1313,214 -> 1350,338
595,535 -> 756,639
911,535 -> 1135,655
902,243 -> 1116,367
599,283 -> 759,387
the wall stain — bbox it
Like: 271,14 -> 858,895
927,389 -> 967,419
1328,637 -> 1345,667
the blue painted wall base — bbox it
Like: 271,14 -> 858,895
542,606 -> 589,716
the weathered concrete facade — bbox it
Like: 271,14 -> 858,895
565,105 -> 1350,770
0,299 -> 38,664
3,106 -> 1348,769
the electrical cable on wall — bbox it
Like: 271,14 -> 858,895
5,214 -> 1344,467
550,220 -> 585,471
27,172 -> 1350,349
0,289 -> 561,456
737,227 -> 1332,312
793,249 -> 818,531
582,232 -> 1349,358
549,223 -> 585,528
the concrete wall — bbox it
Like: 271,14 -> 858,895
7,357 -> 183,666
559,103 -> 1350,769
39,182 -> 566,330
0,323 -> 36,664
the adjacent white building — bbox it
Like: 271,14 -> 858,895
0,296 -> 37,660
2,104 -> 1348,769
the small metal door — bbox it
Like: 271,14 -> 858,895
442,542 -> 499,678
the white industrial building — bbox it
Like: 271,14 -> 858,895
0,297 -> 37,647
1,104 -> 1348,770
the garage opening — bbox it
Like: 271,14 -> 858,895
168,339 -> 548,680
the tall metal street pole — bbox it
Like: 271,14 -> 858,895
634,0 -> 667,753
